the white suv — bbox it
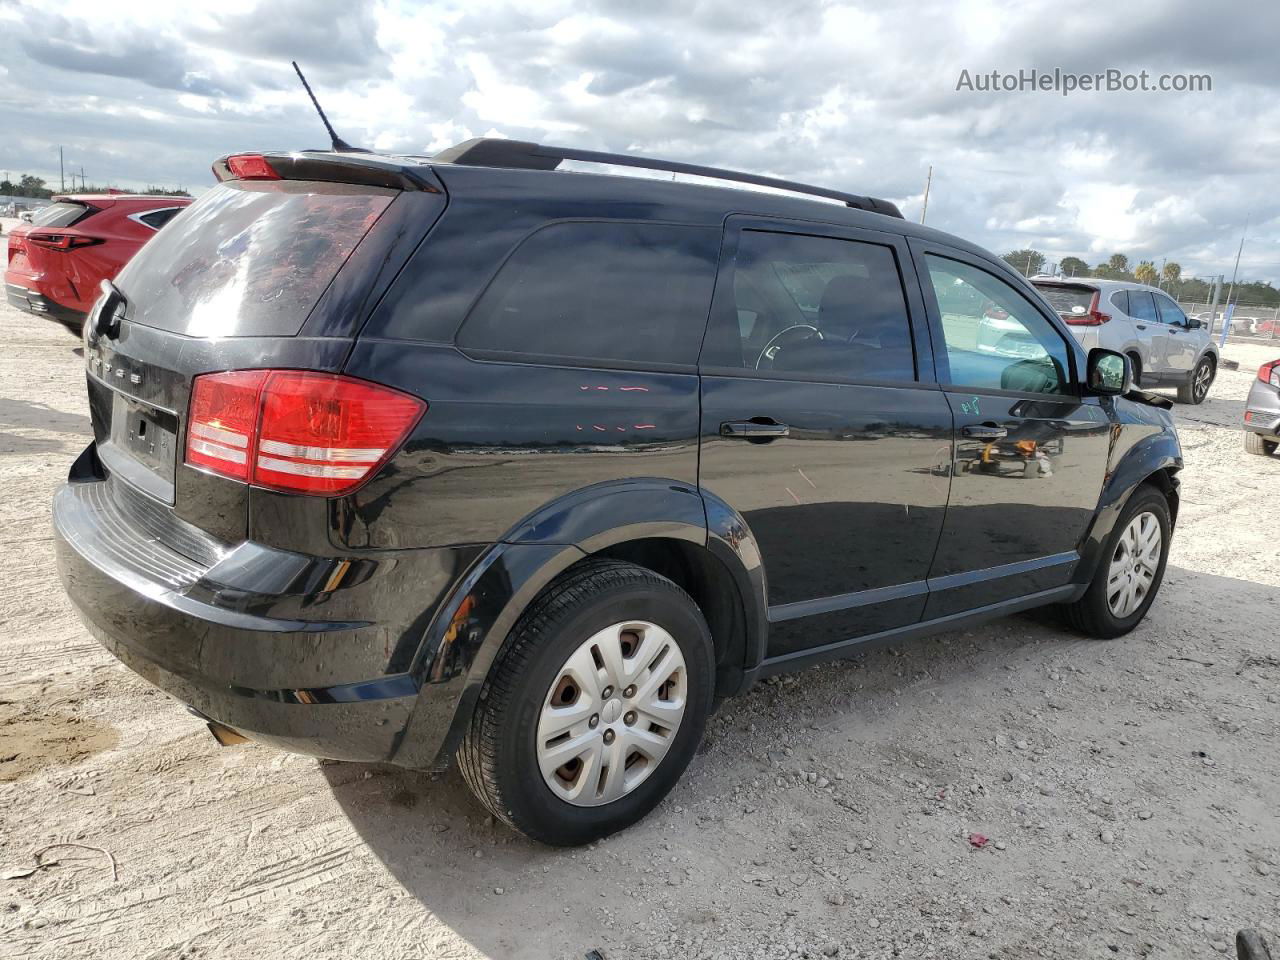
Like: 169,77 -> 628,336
1032,278 -> 1219,404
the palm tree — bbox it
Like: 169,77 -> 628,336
1134,261 -> 1159,287
1162,261 -> 1182,291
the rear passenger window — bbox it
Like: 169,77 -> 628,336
458,222 -> 719,367
1110,290 -> 1129,314
700,231 -> 916,382
138,208 -> 181,230
1127,291 -> 1158,324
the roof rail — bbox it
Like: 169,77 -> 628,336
432,138 -> 904,219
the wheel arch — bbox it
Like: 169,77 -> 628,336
391,479 -> 767,769
1074,430 -> 1181,589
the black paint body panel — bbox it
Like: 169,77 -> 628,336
53,153 -> 1183,769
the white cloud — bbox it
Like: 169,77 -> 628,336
0,0 -> 1275,283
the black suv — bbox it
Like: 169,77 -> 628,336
54,140 -> 1181,844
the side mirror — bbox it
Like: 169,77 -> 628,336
1086,348 -> 1129,396
1186,317 -> 1203,330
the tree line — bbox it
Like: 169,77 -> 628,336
0,174 -> 190,199
1000,248 -> 1279,308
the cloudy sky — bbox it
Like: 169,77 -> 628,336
1,0 -> 1276,284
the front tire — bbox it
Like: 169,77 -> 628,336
1060,485 -> 1171,639
458,559 -> 714,845
1244,432 -> 1278,456
1177,357 -> 1215,404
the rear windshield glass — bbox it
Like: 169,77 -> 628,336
31,201 -> 91,228
114,180 -> 394,337
1033,282 -> 1095,316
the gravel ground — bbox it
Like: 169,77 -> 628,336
1,253 -> 1277,959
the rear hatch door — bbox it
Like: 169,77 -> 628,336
86,164 -> 443,547
9,200 -> 97,283
1032,281 -> 1097,321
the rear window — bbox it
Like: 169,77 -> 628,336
1033,282 -> 1095,316
31,201 -> 92,229
114,181 -> 394,338
457,221 -> 720,367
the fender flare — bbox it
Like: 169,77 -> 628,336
390,478 -> 768,768
1074,428 -> 1182,588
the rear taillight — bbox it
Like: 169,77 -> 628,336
225,154 -> 281,180
27,233 -> 101,250
1064,309 -> 1110,326
1061,288 -> 1109,326
185,371 -> 425,496
1260,361 -> 1280,388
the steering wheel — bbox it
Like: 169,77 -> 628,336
755,324 -> 821,370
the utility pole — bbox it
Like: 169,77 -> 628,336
1224,215 -> 1248,313
919,165 -> 932,224
59,147 -> 65,192
80,167 -> 86,192
1207,274 -> 1223,341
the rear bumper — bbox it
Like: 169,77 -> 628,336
1244,412 -> 1280,437
1244,382 -> 1280,437
5,280 -> 87,328
52,462 -> 478,765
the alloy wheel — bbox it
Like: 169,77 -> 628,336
536,621 -> 688,806
1193,361 -> 1213,401
1106,511 -> 1162,618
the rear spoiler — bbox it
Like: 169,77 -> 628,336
212,152 -> 441,193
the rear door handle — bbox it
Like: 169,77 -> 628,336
1135,324 -> 1147,330
721,419 -> 790,439
962,423 -> 1008,440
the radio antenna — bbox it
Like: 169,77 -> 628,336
292,60 -> 365,153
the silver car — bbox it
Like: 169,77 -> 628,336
1032,278 -> 1219,404
1244,357 -> 1279,456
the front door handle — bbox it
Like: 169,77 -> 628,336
1135,324 -> 1147,330
962,423 -> 1008,440
721,419 -> 790,439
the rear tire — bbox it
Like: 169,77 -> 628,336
1177,357 -> 1214,404
1244,432 -> 1278,456
458,559 -> 714,846
1060,485 -> 1171,639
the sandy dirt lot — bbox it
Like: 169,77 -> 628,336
1,264 -> 1277,959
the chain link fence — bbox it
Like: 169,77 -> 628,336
1175,294 -> 1280,344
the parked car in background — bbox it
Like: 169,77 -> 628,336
1032,278 -> 1219,403
54,139 -> 1183,844
1244,358 -> 1280,456
5,193 -> 192,334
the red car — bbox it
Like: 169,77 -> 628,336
5,193 -> 192,334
